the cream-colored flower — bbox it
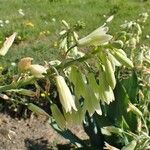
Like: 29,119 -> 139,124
29,64 -> 47,78
0,32 -> 17,56
106,15 -> 114,23
55,75 -> 77,113
77,25 -> 112,46
18,57 -> 33,72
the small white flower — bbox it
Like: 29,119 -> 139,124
0,24 -> 4,27
11,62 -> 16,67
77,25 -> 112,46
18,9 -> 25,16
0,32 -> 17,56
146,35 -> 150,39
55,75 -> 77,113
103,14 -> 106,18
0,20 -> 3,24
5,20 -> 9,24
52,18 -> 56,22
29,64 -> 47,78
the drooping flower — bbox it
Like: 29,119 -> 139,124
77,25 -> 112,46
55,75 -> 77,113
18,57 -> 33,72
29,64 -> 47,78
0,32 -> 17,56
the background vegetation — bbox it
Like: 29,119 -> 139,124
0,0 -> 149,65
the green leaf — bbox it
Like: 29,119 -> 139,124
7,89 -> 36,97
121,140 -> 137,150
107,81 -> 129,124
51,104 -> 66,129
107,80 -> 137,132
28,103 -> 49,117
121,71 -> 139,103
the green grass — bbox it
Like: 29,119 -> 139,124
0,0 -> 149,65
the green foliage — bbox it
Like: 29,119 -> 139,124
0,2 -> 149,149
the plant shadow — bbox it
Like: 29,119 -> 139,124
24,138 -> 74,150
25,138 -> 51,150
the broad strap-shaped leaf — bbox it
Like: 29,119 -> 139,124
107,81 -> 137,132
121,71 -> 139,103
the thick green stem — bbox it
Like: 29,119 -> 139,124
57,47 -> 101,70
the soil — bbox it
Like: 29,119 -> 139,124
0,113 -> 88,150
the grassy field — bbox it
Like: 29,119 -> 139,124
0,0 -> 149,65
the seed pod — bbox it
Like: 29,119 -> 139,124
111,49 -> 134,68
51,104 -> 66,129
121,140 -> 137,150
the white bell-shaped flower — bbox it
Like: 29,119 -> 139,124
55,75 -> 77,113
78,25 -> 112,46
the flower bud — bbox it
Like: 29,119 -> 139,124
111,40 -> 124,49
129,38 -> 136,49
106,15 -> 114,23
128,102 -> 142,117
